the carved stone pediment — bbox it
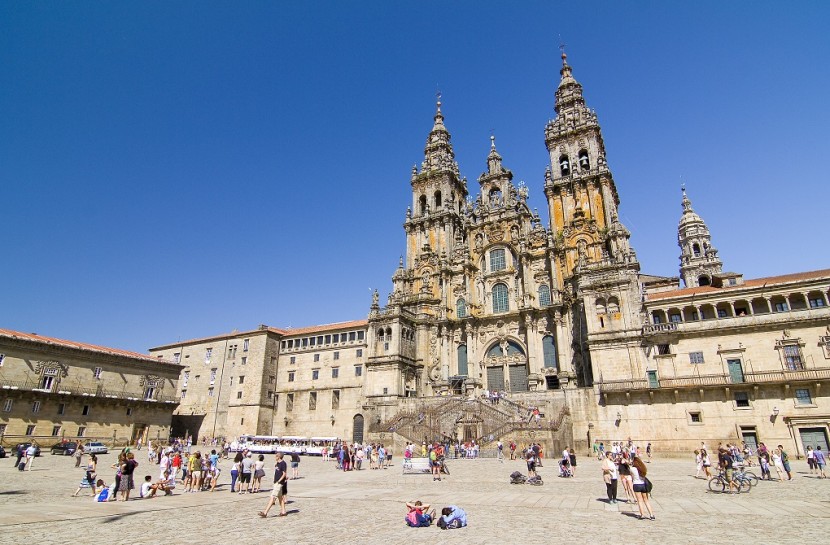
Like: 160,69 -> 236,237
35,360 -> 68,378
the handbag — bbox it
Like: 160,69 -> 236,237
644,477 -> 654,493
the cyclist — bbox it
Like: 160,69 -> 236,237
718,447 -> 738,493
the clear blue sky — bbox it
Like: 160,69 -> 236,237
2,2 -> 828,353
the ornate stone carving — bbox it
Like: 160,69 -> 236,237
34,360 -> 68,378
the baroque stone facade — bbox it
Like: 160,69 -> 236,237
149,52 -> 830,455
0,329 -> 182,445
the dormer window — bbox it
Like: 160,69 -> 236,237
559,155 -> 570,176
578,149 -> 590,170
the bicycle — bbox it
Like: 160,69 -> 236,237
708,470 -> 751,493
734,466 -> 759,486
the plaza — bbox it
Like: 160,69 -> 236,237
1,451 -> 827,544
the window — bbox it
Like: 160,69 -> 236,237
93,367 -> 102,379
77,426 -> 86,437
3,399 -> 13,412
783,344 -> 804,370
349,332 -> 356,342
241,418 -> 244,425
334,351 -> 340,360
126,407 -> 132,416
0,354 -> 4,366
205,348 -> 212,363
492,283 -> 509,313
237,391 -> 243,399
325,335 -> 331,344
82,405 -> 90,416
314,354 -> 320,362
208,388 -> 214,397
288,371 -> 295,382
181,390 -> 187,399
809,297 -> 826,308
457,298 -> 467,318
332,390 -> 340,409
542,336 -> 557,369
383,387 -> 388,395
795,388 -> 812,405
332,367 -> 339,379
268,391 -> 274,399
57,403 -> 65,415
243,339 -> 249,352
286,393 -> 294,412
32,401 -> 40,413
647,370 -> 659,388
173,353 -> 181,363
238,376 -> 245,384
689,412 -> 702,423
143,387 -> 156,400
40,375 -> 55,391
52,425 -> 61,436
309,391 -> 317,410
356,349 -> 363,358
656,344 -> 671,356
26,425 -> 36,436
578,149 -> 590,170
269,375 -> 275,384
355,365 -> 363,377
669,314 -> 681,323
717,309 -> 728,318
228,344 -> 238,359
559,155 -> 570,176
290,356 -> 296,364
210,368 -> 217,385
734,392 -> 750,408
689,351 -> 705,364
538,285 -> 551,307
357,331 -> 365,341
182,371 -> 189,387
312,369 -> 319,380
241,356 -> 247,365
774,302 -> 788,312
490,248 -> 507,272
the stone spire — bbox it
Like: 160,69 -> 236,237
422,94 -> 458,175
678,186 -> 723,287
555,50 -> 586,114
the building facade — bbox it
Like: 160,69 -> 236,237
0,329 -> 182,446
150,52 -> 830,455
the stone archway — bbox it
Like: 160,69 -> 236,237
481,338 -> 529,393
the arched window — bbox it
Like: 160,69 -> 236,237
578,149 -> 590,170
595,298 -> 607,314
492,283 -> 509,313
457,344 -> 468,376
559,155 -> 570,176
538,285 -> 551,307
434,190 -> 442,209
607,297 -> 620,314
542,335 -> 558,370
456,298 -> 467,318
698,275 -> 711,287
490,248 -> 507,272
419,195 -> 427,215
692,243 -> 701,257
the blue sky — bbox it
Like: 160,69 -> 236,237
2,2 -> 828,353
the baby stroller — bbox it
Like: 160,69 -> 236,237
559,459 -> 573,478
510,471 -> 527,484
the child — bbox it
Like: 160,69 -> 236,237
140,475 -> 153,498
94,480 -> 111,502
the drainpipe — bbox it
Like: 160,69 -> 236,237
211,339 -> 230,439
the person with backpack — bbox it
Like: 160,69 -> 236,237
430,445 -> 441,481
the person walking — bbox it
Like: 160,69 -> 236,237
497,440 -> 504,463
629,455 -> 655,520
258,453 -> 288,518
778,445 -> 793,480
74,443 -> 85,468
813,446 -> 827,478
806,446 -> 816,474
602,451 -> 619,504
230,453 -> 242,493
240,452 -> 254,494
25,443 -> 38,471
72,454 -> 98,497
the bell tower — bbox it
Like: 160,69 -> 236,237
542,49 -> 642,387
678,187 -> 723,287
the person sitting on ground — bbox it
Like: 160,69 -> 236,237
437,505 -> 467,530
405,500 -> 436,527
93,479 -> 110,502
140,475 -> 154,498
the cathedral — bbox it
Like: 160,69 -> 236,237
145,52 -> 830,455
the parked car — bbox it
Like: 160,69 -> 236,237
14,442 -> 41,457
84,441 -> 108,454
0,445 -> 6,458
50,441 -> 81,456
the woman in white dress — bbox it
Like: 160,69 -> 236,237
771,448 -> 786,481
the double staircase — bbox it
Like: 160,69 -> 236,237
370,396 -> 569,446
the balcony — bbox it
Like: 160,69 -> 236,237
0,378 -> 179,404
598,366 -> 830,394
643,323 -> 677,335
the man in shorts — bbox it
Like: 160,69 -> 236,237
258,453 -> 288,517
240,452 -> 254,493
778,445 -> 793,480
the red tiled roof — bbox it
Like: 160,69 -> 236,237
0,328 -> 178,365
280,320 -> 368,337
648,268 -> 830,301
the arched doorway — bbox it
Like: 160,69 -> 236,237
352,414 -> 364,444
483,339 -> 529,392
